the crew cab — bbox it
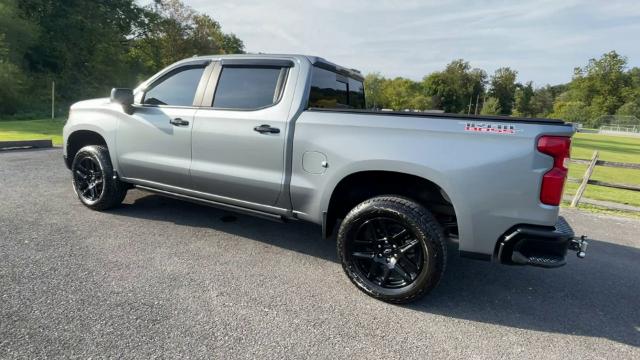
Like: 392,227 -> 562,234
63,54 -> 587,303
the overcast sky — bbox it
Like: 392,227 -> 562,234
178,0 -> 640,86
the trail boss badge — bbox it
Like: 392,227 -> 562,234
462,122 -> 521,134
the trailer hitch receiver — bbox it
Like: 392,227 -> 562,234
568,235 -> 588,259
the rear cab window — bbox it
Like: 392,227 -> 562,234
212,66 -> 289,110
308,65 -> 365,109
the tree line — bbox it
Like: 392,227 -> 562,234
0,0 -> 244,117
365,51 -> 640,127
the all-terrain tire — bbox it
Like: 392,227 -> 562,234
337,196 -> 447,304
71,145 -> 127,210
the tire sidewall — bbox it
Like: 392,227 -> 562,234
338,198 -> 445,303
71,146 -> 121,210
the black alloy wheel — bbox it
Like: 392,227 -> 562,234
348,217 -> 425,289
71,145 -> 127,210
73,156 -> 105,203
337,196 -> 446,303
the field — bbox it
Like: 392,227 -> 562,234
0,118 -> 65,145
1,119 -> 639,213
565,133 -> 640,210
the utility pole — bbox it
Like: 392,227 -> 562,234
467,96 -> 472,115
481,94 -> 486,115
474,93 -> 480,115
51,81 -> 55,120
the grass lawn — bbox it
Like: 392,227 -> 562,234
0,118 -> 65,146
565,132 -> 640,210
570,132 -> 640,164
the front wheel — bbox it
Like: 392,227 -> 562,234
71,145 -> 127,210
337,196 -> 447,304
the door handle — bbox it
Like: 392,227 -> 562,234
253,124 -> 280,134
170,118 -> 189,126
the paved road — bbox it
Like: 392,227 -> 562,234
1,148 -> 639,359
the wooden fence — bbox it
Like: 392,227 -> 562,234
568,151 -> 640,207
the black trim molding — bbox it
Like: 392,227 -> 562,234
312,59 -> 364,81
221,58 -> 294,68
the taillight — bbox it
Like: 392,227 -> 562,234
537,136 -> 571,206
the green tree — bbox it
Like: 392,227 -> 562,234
422,59 -> 486,113
410,95 -> 435,111
550,101 -> 589,124
489,67 -> 518,115
0,0 -> 38,63
0,34 -> 28,114
530,86 -> 555,117
16,0 -> 154,107
0,0 -> 245,116
364,72 -> 386,109
569,51 -> 629,119
616,101 -> 640,119
0,0 -> 36,114
513,81 -> 535,117
131,0 -> 244,73
480,97 -> 501,115
382,77 -> 422,110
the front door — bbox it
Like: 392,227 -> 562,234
190,60 -> 296,206
116,63 -> 210,189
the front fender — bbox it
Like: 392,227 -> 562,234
64,99 -> 123,171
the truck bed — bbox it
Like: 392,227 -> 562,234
290,108 -> 575,256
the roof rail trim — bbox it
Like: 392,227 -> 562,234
311,58 -> 365,81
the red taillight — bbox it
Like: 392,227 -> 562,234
537,136 -> 571,206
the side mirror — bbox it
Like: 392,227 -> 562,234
110,88 -> 134,114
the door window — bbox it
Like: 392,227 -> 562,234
212,66 -> 287,109
143,66 -> 206,106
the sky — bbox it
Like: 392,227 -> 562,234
175,0 -> 640,86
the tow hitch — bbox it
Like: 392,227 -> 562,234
498,217 -> 588,268
568,235 -> 588,259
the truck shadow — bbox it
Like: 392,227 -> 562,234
111,192 -> 640,348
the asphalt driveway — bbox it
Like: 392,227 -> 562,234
1,148 -> 639,359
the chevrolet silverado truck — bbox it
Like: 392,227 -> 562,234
63,54 -> 587,303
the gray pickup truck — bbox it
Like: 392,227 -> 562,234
63,54 -> 587,303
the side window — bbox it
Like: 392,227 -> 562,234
308,66 -> 365,109
212,66 -> 287,109
143,66 -> 206,106
348,78 -> 365,109
309,66 -> 348,109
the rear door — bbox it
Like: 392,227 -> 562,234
117,61 -> 212,188
190,59 -> 296,206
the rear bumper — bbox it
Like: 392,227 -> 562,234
496,217 -> 577,268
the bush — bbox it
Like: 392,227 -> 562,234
550,101 -> 589,124
480,97 -> 501,115
616,101 -> 640,119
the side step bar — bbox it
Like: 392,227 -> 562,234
135,185 -> 286,223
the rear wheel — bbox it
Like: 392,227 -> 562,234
337,196 -> 446,303
71,145 -> 127,210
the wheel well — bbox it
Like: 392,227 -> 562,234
325,171 -> 458,238
65,130 -> 107,168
